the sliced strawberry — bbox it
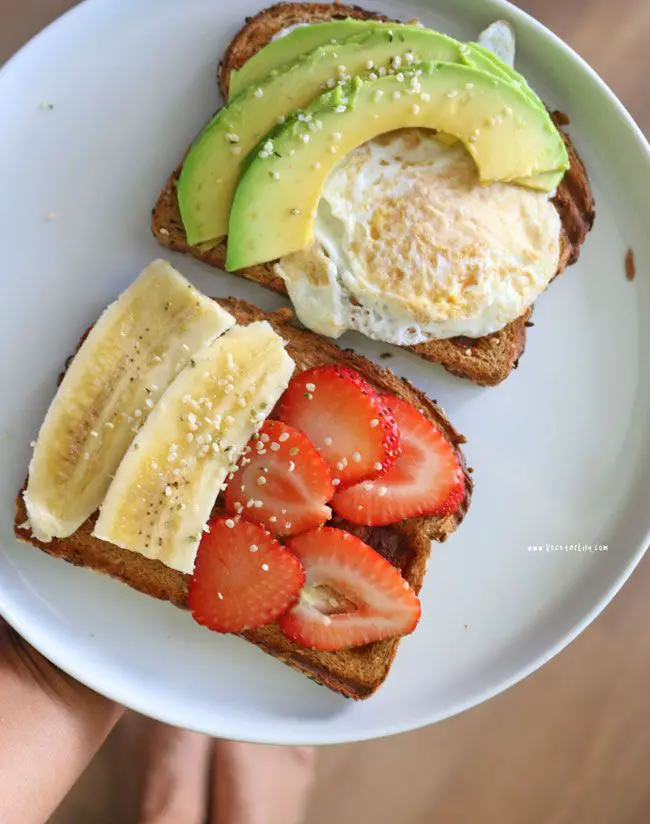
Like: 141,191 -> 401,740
331,396 -> 465,526
278,527 -> 421,651
224,420 -> 333,537
188,516 -> 305,633
276,365 -> 401,489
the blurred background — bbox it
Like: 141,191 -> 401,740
2,1 -> 650,822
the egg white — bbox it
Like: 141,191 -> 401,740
275,128 -> 561,346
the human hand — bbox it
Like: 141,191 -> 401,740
0,619 -> 315,824
0,618 -> 123,824
1,618 -> 102,704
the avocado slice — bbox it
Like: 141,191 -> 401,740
179,25 -> 547,246
466,41 -> 545,113
229,20 -> 546,113
226,65 -> 569,271
179,27 -> 480,246
229,19 -> 383,96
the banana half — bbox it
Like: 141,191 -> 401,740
24,260 -> 235,541
93,321 -> 295,574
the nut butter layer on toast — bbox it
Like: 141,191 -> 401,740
14,297 -> 472,700
151,2 -> 595,387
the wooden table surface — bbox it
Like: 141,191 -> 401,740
3,3 -> 650,823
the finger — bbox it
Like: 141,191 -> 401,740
210,741 -> 316,824
116,713 -> 212,824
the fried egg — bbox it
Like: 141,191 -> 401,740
274,128 -> 561,345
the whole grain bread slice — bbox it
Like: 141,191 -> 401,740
151,2 -> 594,386
14,297 -> 472,700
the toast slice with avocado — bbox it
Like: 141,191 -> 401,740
151,2 -> 595,386
14,295 -> 472,700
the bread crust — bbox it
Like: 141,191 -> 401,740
14,297 -> 473,699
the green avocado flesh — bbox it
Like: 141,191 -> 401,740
178,25 -> 528,246
229,20 -> 384,96
465,41 -> 546,113
228,20 -> 545,114
225,64 -> 569,271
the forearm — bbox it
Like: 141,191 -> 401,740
0,625 -> 123,824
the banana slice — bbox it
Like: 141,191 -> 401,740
93,321 -> 295,574
24,260 -> 235,541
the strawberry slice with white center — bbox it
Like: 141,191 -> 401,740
224,420 -> 334,537
331,396 -> 465,526
188,516 -> 305,634
276,365 -> 401,489
278,527 -> 421,651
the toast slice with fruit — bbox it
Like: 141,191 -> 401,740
151,1 -> 595,387
14,296 -> 472,700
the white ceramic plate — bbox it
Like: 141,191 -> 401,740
1,0 -> 649,745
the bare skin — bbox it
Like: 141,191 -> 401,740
0,620 -> 315,824
0,621 -> 123,824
